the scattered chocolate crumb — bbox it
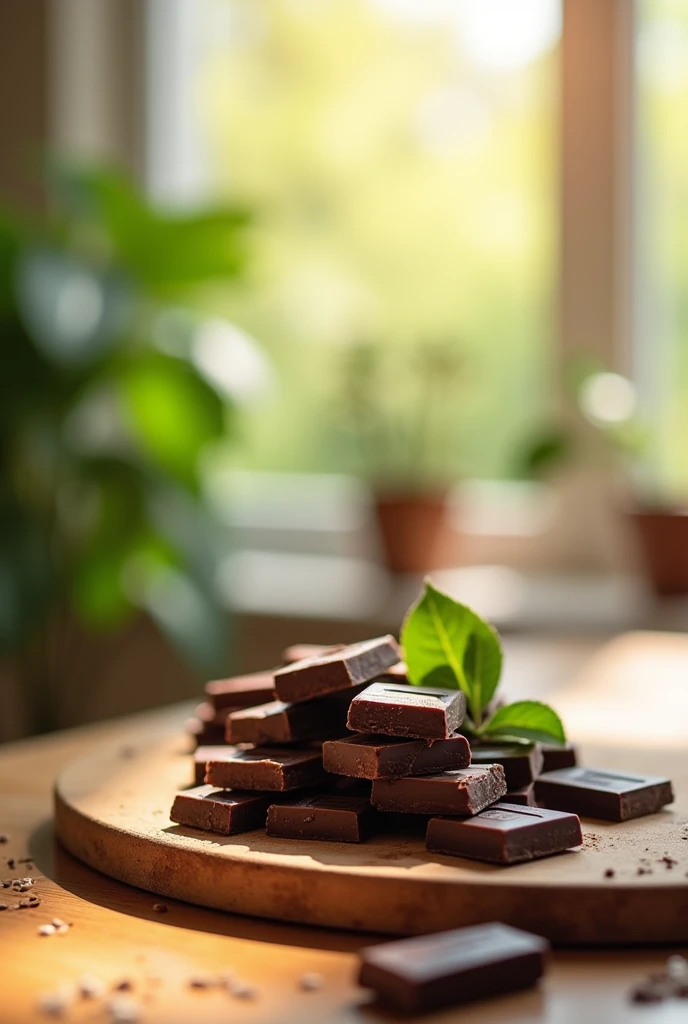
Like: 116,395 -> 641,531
0,835 -> 8,844
628,956 -> 688,1004
660,856 -> 678,869
226,978 -> 257,999
113,980 -> 132,992
0,903 -> 7,911
637,867 -> 652,876
299,972 -> 324,991
188,975 -> 217,989
631,984 -> 665,1003
105,995 -> 140,1022
152,902 -> 168,913
604,869 -> 615,879
6,858 -> 15,869
18,899 -> 33,909
36,991 -> 69,1016
77,974 -> 105,999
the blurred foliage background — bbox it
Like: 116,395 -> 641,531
196,0 -> 559,483
0,166 -> 265,731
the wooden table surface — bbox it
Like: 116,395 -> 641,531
1,633 -> 688,1024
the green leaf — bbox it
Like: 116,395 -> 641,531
516,429 -> 571,481
401,580 -> 502,724
71,548 -> 132,628
480,700 -> 566,745
118,354 -> 225,490
52,165 -> 250,294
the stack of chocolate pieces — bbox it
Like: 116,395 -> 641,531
173,643 -> 584,862
320,682 -> 583,864
172,636 -> 402,839
185,670 -> 276,751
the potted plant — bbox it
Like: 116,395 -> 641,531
0,164 -> 267,734
519,360 -> 687,595
335,338 -> 467,574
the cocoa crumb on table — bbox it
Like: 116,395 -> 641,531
152,902 -> 168,913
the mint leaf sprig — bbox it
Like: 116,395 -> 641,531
401,580 -> 566,745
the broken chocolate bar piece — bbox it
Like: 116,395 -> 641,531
358,922 -> 549,1014
170,785 -> 270,835
541,742 -> 578,773
273,635 -> 401,703
534,767 -> 674,822
371,765 -> 506,816
205,671 -> 276,712
322,733 -> 470,780
347,682 -> 466,740
504,784 -> 536,806
282,643 -> 345,664
266,795 -> 378,842
193,745 -> 238,785
470,743 -> 544,789
426,802 -> 582,864
227,688 -> 364,745
185,716 -> 226,748
205,747 -> 327,791
194,701 -> 229,727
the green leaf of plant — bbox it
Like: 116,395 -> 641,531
52,165 -> 250,293
480,700 -> 566,745
71,546 -> 133,629
401,580 -> 502,724
118,354 -> 225,490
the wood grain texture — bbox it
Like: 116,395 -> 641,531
54,712 -> 688,944
1,632 -> 688,1024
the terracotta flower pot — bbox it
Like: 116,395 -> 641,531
628,506 -> 688,596
373,490 -> 450,575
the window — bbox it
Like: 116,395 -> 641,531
636,0 -> 688,501
149,0 -> 562,484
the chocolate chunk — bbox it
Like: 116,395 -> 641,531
170,785 -> 271,835
426,802 -> 583,864
358,922 -> 549,1014
266,795 -> 379,842
193,701 -> 229,727
371,765 -> 506,815
227,688 -> 364,745
205,748 -> 326,791
534,767 -> 674,822
205,671 -> 276,712
193,746 -> 238,785
185,716 -> 226,748
322,733 -> 470,780
347,683 -> 466,740
470,743 -> 543,789
541,742 -> 578,773
273,635 -> 401,703
505,784 -> 536,806
282,643 -> 345,664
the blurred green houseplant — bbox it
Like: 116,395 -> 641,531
0,166 -> 256,733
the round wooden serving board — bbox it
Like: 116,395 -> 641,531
54,723 -> 688,945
